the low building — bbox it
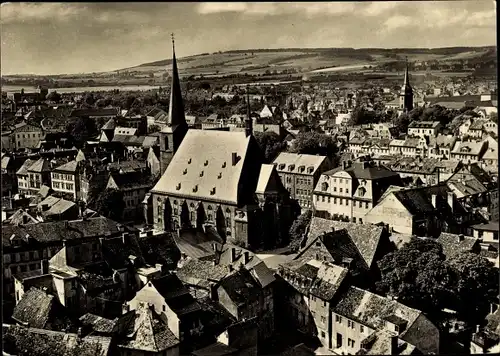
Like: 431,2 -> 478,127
471,222 -> 499,242
451,140 -> 487,164
407,121 -> 442,138
273,152 -> 332,212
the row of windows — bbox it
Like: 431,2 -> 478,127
299,200 -> 311,208
285,176 -> 313,185
17,133 -> 42,139
315,195 -> 370,209
333,187 -> 349,194
53,173 -> 74,181
335,315 -> 364,333
296,189 -> 311,196
53,182 -> 74,191
10,262 -> 39,274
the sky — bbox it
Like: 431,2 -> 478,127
1,1 -> 497,75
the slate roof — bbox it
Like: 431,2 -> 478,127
6,209 -> 39,225
38,196 -> 76,217
306,217 -> 385,268
101,118 -> 116,130
173,227 -> 223,260
447,178 -> 487,198
333,286 -> 421,334
108,171 -> 155,190
2,217 -> 125,248
3,324 -> 112,356
176,259 -> 232,287
79,313 -> 118,334
12,287 -> 73,331
437,233 -> 478,259
118,303 -> 180,352
273,152 -> 329,176
452,140 -> 484,156
152,130 -> 254,204
472,221 -> 500,232
359,329 -> 416,355
323,162 -> 398,181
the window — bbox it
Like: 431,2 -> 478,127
348,339 -> 355,348
339,179 -> 343,183
340,188 -> 343,193
333,187 -> 337,192
339,199 -> 343,205
321,331 -> 326,338
336,315 -> 342,323
346,189 -> 349,194
321,316 -> 326,323
336,333 -> 343,348
162,305 -> 166,312
328,197 -> 331,203
20,265 -> 27,272
322,196 -> 325,202
360,325 -> 364,333
334,198 -> 337,204
365,202 -> 369,209
359,218 -> 363,224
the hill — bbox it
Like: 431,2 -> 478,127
116,46 -> 496,77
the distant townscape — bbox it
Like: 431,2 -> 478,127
1,35 -> 499,356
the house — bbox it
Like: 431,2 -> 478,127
150,129 -> 295,249
471,222 -> 499,243
451,140 -> 487,164
470,305 -> 500,354
331,286 -> 440,355
387,157 -> 461,186
12,287 -> 74,331
273,152 -> 332,212
427,134 -> 457,159
106,171 -> 155,222
313,160 -> 403,223
436,233 -> 481,259
480,135 -> 498,173
125,273 -> 203,354
8,121 -> 44,150
51,159 -> 84,200
407,121 -> 442,138
276,259 -> 349,347
16,158 -> 45,196
36,195 -> 79,222
2,324 -> 112,356
365,184 -> 470,237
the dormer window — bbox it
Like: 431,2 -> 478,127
218,172 -> 222,179
200,171 -> 204,177
279,163 -> 285,170
176,183 -> 181,190
188,158 -> 192,164
193,185 -> 198,193
321,182 -> 329,191
204,160 -> 209,166
308,166 -> 314,174
210,187 -> 216,195
183,169 -> 187,175
288,164 -> 295,172
299,165 -> 305,173
222,161 -> 226,168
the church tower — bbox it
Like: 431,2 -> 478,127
159,34 -> 189,176
399,57 -> 414,112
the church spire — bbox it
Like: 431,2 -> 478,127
167,33 -> 186,127
403,56 -> 411,88
245,86 -> 253,137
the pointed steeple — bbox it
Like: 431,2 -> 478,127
402,56 -> 411,89
245,86 -> 253,137
167,33 -> 186,128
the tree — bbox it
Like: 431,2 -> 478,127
46,91 -> 61,102
392,111 -> 411,134
254,131 -> 287,163
490,112 -> 498,123
289,132 -> 338,162
376,238 -> 454,315
447,252 -> 499,325
289,210 -> 312,252
92,188 -> 125,221
66,117 -> 98,147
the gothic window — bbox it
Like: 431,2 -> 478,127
208,205 -> 213,211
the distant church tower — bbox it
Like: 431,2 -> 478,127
159,34 -> 189,176
399,57 -> 414,112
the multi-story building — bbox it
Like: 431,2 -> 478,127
451,140 -> 487,163
8,122 -> 44,150
428,134 -> 458,159
313,160 -> 402,223
51,159 -> 84,201
407,121 -> 442,138
273,152 -> 332,212
21,158 -> 51,196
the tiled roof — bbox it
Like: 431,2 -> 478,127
3,324 -> 112,356
79,313 -> 118,334
310,260 -> 349,300
323,162 -> 398,181
117,303 -> 180,352
447,178 -> 487,198
452,140 -> 484,155
437,233 -> 478,259
176,259 -> 231,286
360,329 -> 416,355
408,121 -> 440,129
2,217 -> 126,248
38,196 -> 76,216
71,108 -> 119,117
174,228 -> 223,260
333,286 -> 421,332
108,171 -> 155,190
101,118 -> 116,130
151,274 -> 201,316
53,160 -> 79,173
307,217 -> 385,268
12,287 -> 73,331
101,235 -> 145,270
152,130 -> 254,204
273,152 -> 329,175
192,342 -> 238,356
428,134 -> 457,148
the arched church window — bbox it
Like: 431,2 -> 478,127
207,205 -> 213,211
173,200 -> 178,205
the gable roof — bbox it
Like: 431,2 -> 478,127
27,158 -> 51,173
273,152 -> 329,175
333,286 -> 421,334
150,274 -> 201,316
151,130 -> 253,204
53,160 -> 79,173
436,233 -> 478,259
16,158 -> 36,175
218,268 -> 262,306
117,303 -> 179,352
12,287 -> 73,331
255,164 -> 275,194
307,217 -> 385,268
323,162 -> 398,181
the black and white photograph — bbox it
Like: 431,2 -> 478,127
1,1 -> 498,355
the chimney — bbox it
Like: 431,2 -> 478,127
228,264 -> 234,273
209,283 -> 218,301
457,234 -> 464,242
41,259 -> 49,274
431,194 -> 437,208
230,247 -> 237,263
231,152 -> 238,166
390,335 -> 399,354
212,243 -> 217,252
111,153 -> 114,163
447,192 -> 454,212
342,161 -> 347,170
476,325 -> 480,334
243,251 -> 250,264
77,327 -> 83,338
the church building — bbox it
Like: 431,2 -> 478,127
149,39 -> 296,249
399,58 -> 414,112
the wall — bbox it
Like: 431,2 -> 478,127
217,286 -> 239,319
309,296 -> 331,348
365,194 -> 413,235
330,311 -> 373,354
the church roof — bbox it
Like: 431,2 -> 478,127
151,129 -> 252,204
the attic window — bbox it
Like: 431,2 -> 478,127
289,164 -> 295,172
204,160 -> 209,166
279,164 -> 286,170
193,185 -> 198,193
210,187 -> 216,195
299,165 -> 305,172
200,171 -> 204,177
218,172 -> 222,179
308,166 -> 314,174
222,162 -> 226,168
176,183 -> 181,190
183,168 -> 187,175
188,158 -> 192,164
